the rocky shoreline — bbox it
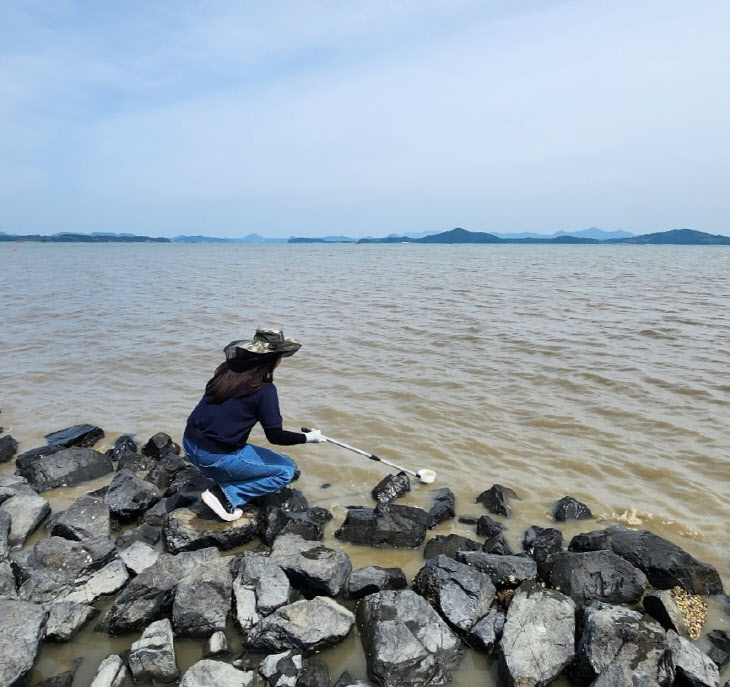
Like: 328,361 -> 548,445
0,423 -> 728,687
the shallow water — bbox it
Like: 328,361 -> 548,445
1,242 -> 728,685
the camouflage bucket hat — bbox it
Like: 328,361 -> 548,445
224,328 -> 302,364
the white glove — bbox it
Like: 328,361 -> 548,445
304,429 -> 325,443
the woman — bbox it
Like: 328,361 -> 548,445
183,328 -> 324,521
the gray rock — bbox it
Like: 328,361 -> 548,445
142,432 -> 180,458
116,522 -> 160,549
569,525 -> 724,595
173,561 -> 232,637
118,541 -> 159,575
246,596 -> 355,653
259,650 -> 302,687
163,504 -> 262,553
1,492 -> 51,547
105,548 -> 219,633
552,495 -> 592,521
424,533 -> 482,560
668,630 -> 720,687
331,672 -> 373,687
476,484 -> 518,517
106,434 -> 138,461
36,667 -> 78,687
116,452 -> 156,471
467,606 -> 505,654
356,589 -> 462,687
17,446 -> 113,492
252,486 -> 309,514
179,659 -> 255,687
233,551 -> 291,615
233,580 -> 259,633
145,453 -> 188,492
575,602 -> 672,685
297,658 -> 330,687
427,487 -> 455,529
498,582 -> 576,687
105,469 -> 162,523
335,503 -> 429,548
0,509 -> 10,560
45,423 -> 104,449
456,552 -> 537,589
203,630 -> 228,657
475,514 -> 506,539
0,435 -> 18,463
413,554 -> 496,632
545,550 -> 648,605
14,535 -> 128,604
262,506 -> 331,545
45,600 -> 99,641
481,533 -> 514,555
90,655 -> 132,687
643,588 -> 695,637
270,533 -> 352,597
347,565 -> 407,600
128,617 -> 179,683
48,495 -> 110,540
14,444 -> 65,472
707,630 -> 730,670
0,561 -> 17,599
0,599 -> 47,687
522,526 -> 563,568
371,472 -> 411,503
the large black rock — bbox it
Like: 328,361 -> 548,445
162,504 -> 262,553
456,552 -> 537,589
667,630 -> 719,687
141,432 -> 180,458
145,454 -> 189,492
356,589 -> 463,687
413,554 -> 496,632
371,472 -> 410,503
347,566 -> 407,600
45,601 -> 99,642
45,424 -> 104,449
262,506 -> 331,545
172,560 -> 232,638
523,525 -> 564,568
544,550 -> 648,605
552,496 -> 592,521
48,495 -> 110,541
335,503 -> 428,548
128,617 -> 179,683
0,435 -> 18,464
475,515 -> 506,539
16,447 -> 113,492
104,469 -> 162,523
427,487 -> 455,529
424,534 -> 481,560
1,490 -> 51,547
475,484 -> 518,517
569,526 -> 724,595
0,599 -> 47,687
106,434 -> 138,461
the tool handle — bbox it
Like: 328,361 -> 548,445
302,428 -> 381,461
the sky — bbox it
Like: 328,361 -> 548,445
1,1 -> 729,238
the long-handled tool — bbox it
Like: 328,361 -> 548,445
302,428 -> 436,483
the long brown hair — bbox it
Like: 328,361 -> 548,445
204,357 -> 279,403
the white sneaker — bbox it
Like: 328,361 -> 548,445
202,488 -> 243,522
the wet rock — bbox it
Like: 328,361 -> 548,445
17,446 -> 113,492
142,498 -> 175,527
45,600 -> 99,641
347,565 -> 407,600
552,495 -> 592,521
356,589 -> 462,687
523,525 -> 564,567
118,541 -> 159,575
298,658 -> 330,687
482,532 -> 514,555
90,654 -> 132,687
413,554 -> 496,632
204,630 -> 228,657
48,495 -> 110,540
260,650 -> 302,687
475,514 -> 506,539
336,503 -> 429,548
262,506 -> 331,545
270,533 -> 352,597
0,561 -> 17,598
0,598 -> 47,687
253,487 -> 309,514
707,630 -> 730,670
0,509 -> 11,560
644,588 -> 694,637
105,469 -> 162,523
467,606 -> 505,654
164,464 -> 214,496
116,522 -> 160,549
1,492 -> 51,547
233,581 -> 259,633
331,672 -> 373,687
457,515 -> 480,525
668,630 -> 720,687
456,552 -> 537,589
371,471 -> 411,503
245,596 -> 355,653
106,434 -> 138,461
545,550 -> 648,605
498,582 -> 576,687
117,452 -> 156,472
0,435 -> 18,463
179,659 -> 255,687
37,667 -> 78,687
45,423 -> 104,449
128,617 -> 179,683
424,533 -> 481,560
105,548 -> 219,633
141,432 -> 180,458
14,443 -> 65,471
145,454 -> 188,492
574,602 -> 672,685
232,551 -> 291,615
173,561 -> 232,637
13,535 -> 128,604
476,484 -> 518,517
569,525 -> 724,595
162,503 -> 262,553
427,487 -> 455,529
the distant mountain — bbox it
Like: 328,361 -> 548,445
172,233 -> 288,244
0,232 -> 169,243
358,227 -> 598,244
288,236 -> 356,243
607,229 -> 730,245
491,228 -> 634,240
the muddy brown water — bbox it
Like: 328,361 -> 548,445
1,243 -> 728,685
